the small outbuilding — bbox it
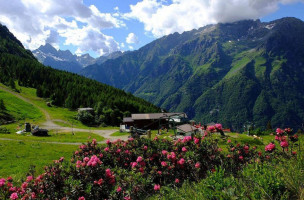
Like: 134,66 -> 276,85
177,124 -> 198,136
77,108 -> 94,115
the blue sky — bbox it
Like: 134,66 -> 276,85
0,0 -> 304,58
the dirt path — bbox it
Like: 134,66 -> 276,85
0,85 -> 128,141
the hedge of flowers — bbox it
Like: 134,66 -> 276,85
0,126 -> 299,200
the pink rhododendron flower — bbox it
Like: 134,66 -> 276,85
143,146 -> 148,150
195,162 -> 201,168
83,157 -> 90,162
239,156 -> 244,160
194,137 -> 200,144
136,156 -> 143,163
128,137 -> 134,141
10,193 -> 18,200
92,139 -> 97,145
280,141 -> 288,148
22,182 -> 28,189
26,176 -> 33,182
106,139 -> 111,144
78,197 -> 85,200
124,196 -> 131,200
218,148 -> 222,152
265,143 -> 276,152
276,128 -> 284,135
31,192 -> 36,199
87,155 -> 102,167
182,136 -> 192,143
104,147 -> 109,152
161,161 -> 167,167
117,186 -> 122,192
227,139 -> 231,143
292,151 -> 297,155
131,162 -> 137,168
207,126 -> 215,132
162,150 -> 168,155
178,158 -> 185,165
243,146 -> 249,151
175,178 -> 180,183
215,123 -> 222,130
0,178 -> 6,187
182,147 -> 187,152
154,184 -> 161,191
157,171 -> 162,175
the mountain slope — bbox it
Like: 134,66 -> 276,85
0,24 -> 160,126
81,17 -> 304,130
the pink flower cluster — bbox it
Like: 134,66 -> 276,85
265,143 -> 276,152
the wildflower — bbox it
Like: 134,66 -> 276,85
10,193 -> 18,200
131,162 -> 137,168
161,161 -> 167,167
136,156 -> 143,163
195,162 -> 201,168
215,123 -> 222,130
0,178 -> 6,187
276,128 -> 284,135
207,126 -> 215,132
265,143 -> 275,152
154,184 -> 161,191
162,150 -> 168,155
117,186 -> 122,192
243,146 -> 249,151
178,158 -> 185,165
280,141 -> 288,148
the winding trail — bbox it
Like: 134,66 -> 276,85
0,85 -> 129,143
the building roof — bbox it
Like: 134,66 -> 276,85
123,117 -> 134,123
131,113 -> 187,120
177,124 -> 198,133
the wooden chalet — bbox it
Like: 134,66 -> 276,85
123,113 -> 188,130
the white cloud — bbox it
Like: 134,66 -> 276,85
126,0 -> 304,37
120,43 -> 125,48
126,33 -> 139,44
0,0 -> 124,55
128,45 -> 134,50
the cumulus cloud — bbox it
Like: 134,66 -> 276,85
126,33 -> 139,44
126,0 -> 304,37
0,0 -> 124,55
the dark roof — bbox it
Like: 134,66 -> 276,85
177,124 -> 198,133
123,117 -> 134,123
131,113 -> 187,120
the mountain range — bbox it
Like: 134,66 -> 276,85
79,17 -> 304,130
0,23 -> 160,126
32,44 -> 123,73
